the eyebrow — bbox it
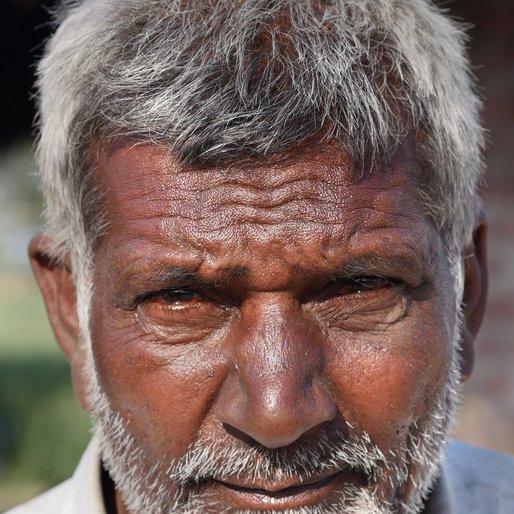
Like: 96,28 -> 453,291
113,238 -> 434,307
330,248 -> 432,285
114,263 -> 249,307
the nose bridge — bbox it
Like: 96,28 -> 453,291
215,294 -> 336,448
240,297 -> 314,395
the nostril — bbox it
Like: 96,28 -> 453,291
216,380 -> 338,449
222,423 -> 261,445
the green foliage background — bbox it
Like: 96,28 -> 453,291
0,143 -> 91,511
0,277 -> 91,511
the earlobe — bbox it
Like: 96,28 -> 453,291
459,218 -> 488,381
28,234 -> 91,410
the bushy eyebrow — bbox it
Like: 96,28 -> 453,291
114,263 -> 250,308
113,236 -> 435,308
331,250 -> 429,283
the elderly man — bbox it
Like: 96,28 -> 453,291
9,0 -> 514,513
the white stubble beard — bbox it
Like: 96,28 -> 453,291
81,329 -> 462,514
76,252 -> 464,514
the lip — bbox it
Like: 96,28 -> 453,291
216,469 -> 340,493
210,470 -> 347,510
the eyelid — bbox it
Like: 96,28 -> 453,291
137,287 -> 237,313
318,275 -> 403,300
347,275 -> 400,286
127,287 -> 196,310
311,276 -> 411,331
139,287 -> 199,303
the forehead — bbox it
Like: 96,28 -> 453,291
93,142 -> 437,284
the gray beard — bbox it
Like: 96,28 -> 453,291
83,328 -> 462,514
72,221 -> 466,514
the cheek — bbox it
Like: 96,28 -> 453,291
89,307 -> 229,458
327,307 -> 454,446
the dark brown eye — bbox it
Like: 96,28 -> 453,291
137,289 -> 206,325
156,289 -> 200,305
311,276 -> 407,332
341,276 -> 397,295
135,287 -> 230,344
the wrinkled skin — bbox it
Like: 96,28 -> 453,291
30,140 -> 487,513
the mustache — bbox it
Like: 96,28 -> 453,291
166,429 -> 389,487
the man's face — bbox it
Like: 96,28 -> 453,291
83,142 -> 460,513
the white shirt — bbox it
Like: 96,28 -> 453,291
6,439 -> 514,513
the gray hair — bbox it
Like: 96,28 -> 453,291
36,0 -> 484,290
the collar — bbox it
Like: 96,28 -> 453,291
67,436 -> 107,514
422,466 -> 457,514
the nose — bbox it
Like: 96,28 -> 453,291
214,294 -> 337,449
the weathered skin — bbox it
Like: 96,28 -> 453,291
29,140 -> 487,513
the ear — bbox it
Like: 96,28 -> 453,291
459,216 -> 488,381
28,234 -> 91,411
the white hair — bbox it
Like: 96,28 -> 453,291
35,0 -> 484,291
38,3 -> 476,509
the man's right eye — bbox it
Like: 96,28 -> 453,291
135,288 -> 209,326
149,289 -> 201,307
133,288 -> 229,343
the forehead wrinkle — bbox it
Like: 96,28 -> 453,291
165,182 -> 393,236
187,219 -> 346,242
171,175 -> 413,236
97,140 -> 431,282
161,172 -> 348,195
98,141 -> 418,234
204,187 -> 345,213
163,177 -> 354,226
156,152 -> 358,204
186,195 -> 410,239
104,173 -> 354,229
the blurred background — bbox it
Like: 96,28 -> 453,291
0,0 -> 513,510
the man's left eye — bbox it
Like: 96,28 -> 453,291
340,276 -> 398,295
312,275 -> 407,331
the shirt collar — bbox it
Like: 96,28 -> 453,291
68,436 -> 107,514
422,465 -> 457,514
